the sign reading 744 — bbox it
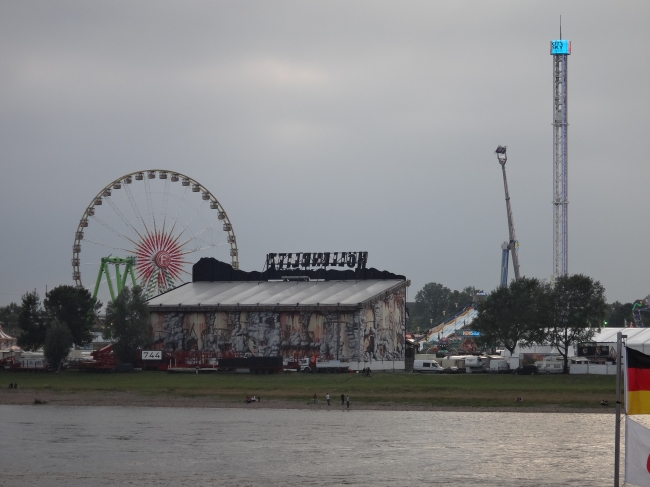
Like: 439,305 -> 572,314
141,351 -> 162,360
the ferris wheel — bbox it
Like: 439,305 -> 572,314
72,170 -> 238,304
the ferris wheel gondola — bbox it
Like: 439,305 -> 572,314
72,170 -> 238,304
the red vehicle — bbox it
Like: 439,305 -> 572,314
78,344 -> 119,372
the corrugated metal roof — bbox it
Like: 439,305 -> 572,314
148,280 -> 405,308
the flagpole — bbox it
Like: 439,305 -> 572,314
614,331 -> 622,487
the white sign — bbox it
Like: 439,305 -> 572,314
141,350 -> 162,360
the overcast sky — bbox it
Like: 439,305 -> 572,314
1,1 -> 649,307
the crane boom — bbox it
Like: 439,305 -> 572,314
501,163 -> 520,280
495,146 -> 520,283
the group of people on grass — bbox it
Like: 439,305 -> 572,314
314,392 -> 350,409
244,395 -> 260,403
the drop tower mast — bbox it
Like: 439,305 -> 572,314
551,29 -> 570,279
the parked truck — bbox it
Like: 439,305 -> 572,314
218,356 -> 284,374
298,357 -> 350,373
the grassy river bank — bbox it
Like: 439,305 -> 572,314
0,370 -> 617,412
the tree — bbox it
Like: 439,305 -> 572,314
44,319 -> 73,372
415,282 -> 452,326
406,301 -> 429,332
449,287 -> 478,313
17,291 -> 47,351
105,286 -> 151,363
44,285 -> 100,346
474,278 -> 547,356
411,283 -> 482,332
605,301 -> 631,328
543,274 -> 608,373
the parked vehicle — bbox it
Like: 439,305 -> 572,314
3,352 -> 52,371
298,357 -> 349,373
538,356 -> 588,374
489,358 -> 510,373
413,359 -> 445,373
465,355 -> 491,373
513,365 -> 538,375
438,356 -> 466,370
219,356 -> 284,374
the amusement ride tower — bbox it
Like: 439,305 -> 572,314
551,34 -> 570,279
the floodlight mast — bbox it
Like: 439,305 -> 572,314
496,146 -> 520,284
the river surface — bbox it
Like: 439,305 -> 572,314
0,406 -> 619,486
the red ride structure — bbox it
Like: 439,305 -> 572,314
72,345 -> 286,374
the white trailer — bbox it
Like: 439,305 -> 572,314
489,358 -> 509,373
540,356 -> 588,373
438,356 -> 467,370
464,355 -> 490,373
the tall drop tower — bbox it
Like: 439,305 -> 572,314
551,36 -> 570,279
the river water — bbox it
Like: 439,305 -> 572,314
1,406 -> 618,486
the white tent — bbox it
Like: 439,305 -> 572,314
592,327 -> 650,355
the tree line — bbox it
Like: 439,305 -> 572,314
409,283 -> 480,331
0,285 -> 151,369
410,274 -> 612,374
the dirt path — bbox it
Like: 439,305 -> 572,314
0,389 -> 614,413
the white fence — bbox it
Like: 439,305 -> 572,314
569,364 -> 617,375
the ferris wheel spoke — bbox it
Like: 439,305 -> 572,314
89,215 -> 140,248
123,182 -> 151,236
168,184 -> 190,236
84,238 -> 135,255
171,199 -> 206,242
180,243 -> 224,256
176,219 -> 222,249
160,271 -> 172,290
137,265 -> 156,282
144,176 -> 158,234
160,177 -> 171,234
104,196 -> 147,243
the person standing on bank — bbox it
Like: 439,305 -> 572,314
313,393 -> 317,404
326,393 -> 330,406
346,395 -> 350,409
340,393 -> 345,405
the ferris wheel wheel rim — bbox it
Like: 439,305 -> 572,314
72,169 -> 239,292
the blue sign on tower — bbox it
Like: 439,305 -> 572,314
550,40 -> 571,55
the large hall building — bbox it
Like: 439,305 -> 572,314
148,256 -> 410,370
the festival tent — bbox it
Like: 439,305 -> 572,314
0,325 -> 17,349
592,327 -> 650,355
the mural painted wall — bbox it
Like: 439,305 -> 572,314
150,291 -> 405,362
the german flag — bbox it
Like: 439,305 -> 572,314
626,347 -> 650,415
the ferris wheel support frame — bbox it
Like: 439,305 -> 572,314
72,169 -> 239,294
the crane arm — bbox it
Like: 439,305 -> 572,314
501,164 -> 520,280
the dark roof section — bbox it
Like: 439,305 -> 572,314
193,258 -> 406,282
